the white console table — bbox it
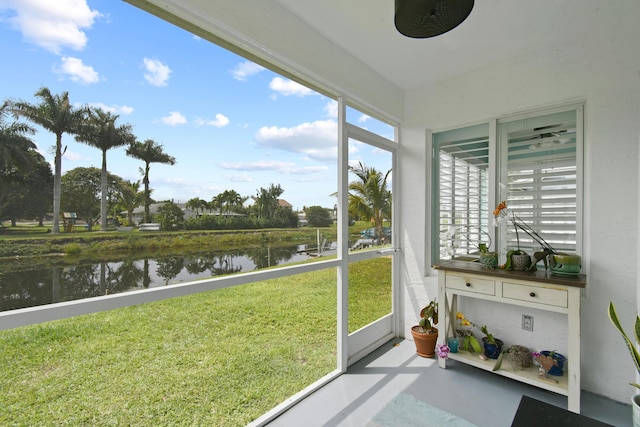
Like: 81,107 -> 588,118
435,261 -> 586,413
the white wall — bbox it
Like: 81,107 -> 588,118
399,26 -> 640,403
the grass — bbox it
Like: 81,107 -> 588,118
0,257 -> 391,426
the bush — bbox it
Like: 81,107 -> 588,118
63,243 -> 82,254
156,201 -> 185,230
304,206 -> 333,227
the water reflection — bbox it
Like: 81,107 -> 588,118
0,244 -> 318,312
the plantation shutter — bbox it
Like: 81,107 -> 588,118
499,110 -> 578,254
433,124 -> 490,260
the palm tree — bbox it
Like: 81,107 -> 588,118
252,184 -> 283,220
126,139 -> 176,223
75,108 -> 136,231
118,180 -> 143,226
186,197 -> 207,216
10,87 -> 86,233
348,161 -> 392,243
211,193 -> 224,215
215,189 -> 244,216
0,101 -> 36,172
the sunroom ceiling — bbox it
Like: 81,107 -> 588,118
270,0 -> 610,92
128,0 -> 627,119
127,0 -> 620,91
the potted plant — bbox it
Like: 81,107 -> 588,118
493,201 -> 530,270
533,350 -> 566,376
440,225 -> 497,267
456,312 -> 503,359
479,242 -> 498,269
608,301 -> 640,424
493,345 -> 533,372
411,299 -> 439,358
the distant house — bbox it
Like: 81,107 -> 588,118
277,199 -> 293,209
131,202 -> 197,225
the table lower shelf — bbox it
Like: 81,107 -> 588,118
444,350 -> 569,396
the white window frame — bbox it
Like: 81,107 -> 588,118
431,104 -> 584,266
1,96 -> 400,427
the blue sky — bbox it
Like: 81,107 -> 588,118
0,0 -> 393,210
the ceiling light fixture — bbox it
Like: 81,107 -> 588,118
395,0 -> 474,39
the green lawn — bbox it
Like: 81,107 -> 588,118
0,257 -> 391,426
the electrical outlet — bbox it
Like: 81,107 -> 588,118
522,315 -> 534,331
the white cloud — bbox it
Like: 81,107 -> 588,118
219,162 -> 328,177
161,111 -> 187,126
195,113 -> 229,128
143,58 -> 171,87
63,149 -> 88,162
88,102 -> 134,115
55,56 -> 99,84
325,100 -> 338,118
269,77 -> 314,97
358,114 -> 371,123
225,174 -> 253,183
289,165 -> 329,174
0,0 -> 101,54
219,160 -> 296,172
255,119 -> 337,161
231,61 -> 264,81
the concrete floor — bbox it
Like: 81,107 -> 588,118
267,339 -> 631,427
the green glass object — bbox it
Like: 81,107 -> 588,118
480,252 -> 498,268
549,253 -> 581,276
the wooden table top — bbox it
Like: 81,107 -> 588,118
433,260 -> 586,288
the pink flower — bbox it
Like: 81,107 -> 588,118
437,344 -> 450,359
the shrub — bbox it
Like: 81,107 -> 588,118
64,243 -> 82,255
304,206 -> 333,227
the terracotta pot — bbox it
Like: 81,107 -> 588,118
411,326 -> 438,358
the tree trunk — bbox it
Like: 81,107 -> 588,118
100,150 -> 108,231
52,134 -> 62,234
143,163 -> 150,223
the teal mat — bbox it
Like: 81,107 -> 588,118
367,393 -> 478,427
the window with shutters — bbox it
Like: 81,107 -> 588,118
432,105 -> 583,264
432,123 -> 491,260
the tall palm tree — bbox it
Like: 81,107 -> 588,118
0,101 -> 36,172
348,161 -> 392,243
10,87 -> 86,233
126,139 -> 176,223
75,108 -> 136,231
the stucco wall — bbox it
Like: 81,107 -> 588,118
399,33 -> 640,403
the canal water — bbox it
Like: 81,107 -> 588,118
0,242 -> 338,313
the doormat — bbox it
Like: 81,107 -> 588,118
366,392 -> 478,427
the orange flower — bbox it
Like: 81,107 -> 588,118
456,312 -> 465,320
493,200 -> 507,217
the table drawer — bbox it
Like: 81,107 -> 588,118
503,282 -> 568,308
446,274 -> 495,296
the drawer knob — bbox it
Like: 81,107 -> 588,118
529,292 -> 536,297
466,282 -> 472,287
